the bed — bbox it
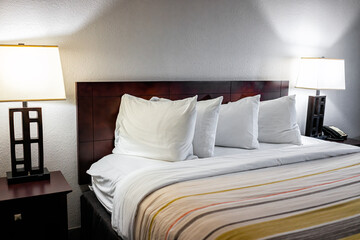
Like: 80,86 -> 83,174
77,81 -> 360,240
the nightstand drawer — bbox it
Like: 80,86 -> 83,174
0,194 -> 68,240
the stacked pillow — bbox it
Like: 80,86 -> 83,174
113,94 -> 197,162
215,95 -> 260,149
194,97 -> 223,157
151,96 -> 223,158
113,93 -> 302,161
258,95 -> 302,145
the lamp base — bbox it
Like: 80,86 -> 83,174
305,95 -> 326,137
6,168 -> 50,184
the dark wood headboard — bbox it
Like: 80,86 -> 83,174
76,81 -> 289,184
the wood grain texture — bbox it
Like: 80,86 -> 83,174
93,97 -> 120,141
92,82 -> 170,97
94,140 -> 114,163
78,142 -> 94,184
77,97 -> 93,142
0,171 -> 72,201
76,81 -> 288,185
169,81 -> 230,94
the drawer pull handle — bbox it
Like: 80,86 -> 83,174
14,213 -> 22,221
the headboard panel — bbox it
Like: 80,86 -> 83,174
77,80 -> 289,184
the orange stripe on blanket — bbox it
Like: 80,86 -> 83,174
216,198 -> 360,240
147,162 -> 360,240
164,174 -> 360,240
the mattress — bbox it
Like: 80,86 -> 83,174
87,137 -> 360,239
89,155 -> 171,212
88,136 -> 324,213
129,151 -> 360,240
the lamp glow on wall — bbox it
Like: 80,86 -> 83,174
296,57 -> 345,137
0,44 -> 66,184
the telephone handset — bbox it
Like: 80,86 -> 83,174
322,125 -> 348,141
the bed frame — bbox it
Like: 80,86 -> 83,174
77,80 -> 289,185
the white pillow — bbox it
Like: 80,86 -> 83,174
215,95 -> 260,149
258,95 -> 302,145
193,97 -> 223,158
113,94 -> 197,162
150,96 -> 223,158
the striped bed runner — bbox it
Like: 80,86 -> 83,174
134,155 -> 360,240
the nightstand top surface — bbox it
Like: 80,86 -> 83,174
0,171 -> 72,202
326,137 -> 360,147
342,138 -> 360,146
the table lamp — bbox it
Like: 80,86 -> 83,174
0,44 -> 66,184
296,57 -> 345,137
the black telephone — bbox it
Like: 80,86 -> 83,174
322,125 -> 348,141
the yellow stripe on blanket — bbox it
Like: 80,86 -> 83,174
147,162 -> 360,240
216,198 -> 360,240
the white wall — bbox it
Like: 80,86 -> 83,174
0,0 -> 359,228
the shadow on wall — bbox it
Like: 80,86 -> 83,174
0,0 -> 120,42
254,0 -> 360,49
60,0 -> 293,83
4,0 -> 291,103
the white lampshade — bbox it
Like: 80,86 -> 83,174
296,57 -> 345,90
0,45 -> 66,102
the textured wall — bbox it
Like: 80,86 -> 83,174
0,0 -> 360,228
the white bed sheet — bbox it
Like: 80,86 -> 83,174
111,139 -> 360,239
88,155 -> 171,212
87,136 -> 324,212
214,135 -> 322,156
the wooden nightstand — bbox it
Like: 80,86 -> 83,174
326,138 -> 360,147
0,171 -> 72,240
